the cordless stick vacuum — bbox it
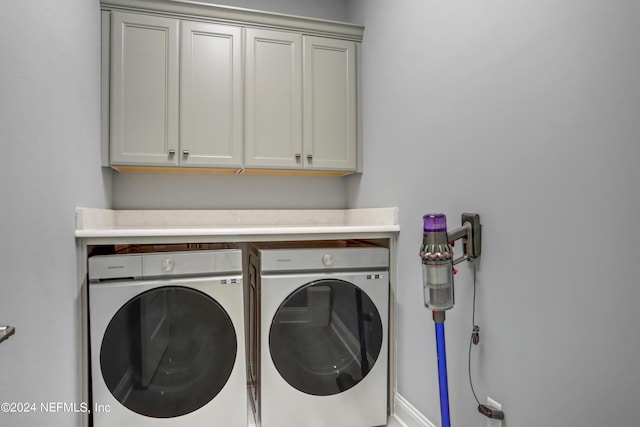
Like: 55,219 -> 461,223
420,213 -> 482,427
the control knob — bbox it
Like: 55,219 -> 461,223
161,258 -> 175,272
322,254 -> 334,266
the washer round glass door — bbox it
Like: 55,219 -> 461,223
100,286 -> 237,418
269,279 -> 383,396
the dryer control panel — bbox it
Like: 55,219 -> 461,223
89,249 -> 242,281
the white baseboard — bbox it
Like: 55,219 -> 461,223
390,393 -> 437,427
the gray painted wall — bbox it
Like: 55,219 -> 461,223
112,0 -> 350,210
113,173 -> 347,209
0,1 -> 110,425
347,0 -> 640,426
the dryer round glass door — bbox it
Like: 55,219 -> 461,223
269,279 -> 383,396
99,286 -> 237,418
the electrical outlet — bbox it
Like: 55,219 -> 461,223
487,397 -> 503,427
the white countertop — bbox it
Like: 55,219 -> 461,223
75,207 -> 399,240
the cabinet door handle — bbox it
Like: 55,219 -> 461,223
168,149 -> 176,157
183,150 -> 189,158
307,154 -> 313,162
295,153 -> 301,162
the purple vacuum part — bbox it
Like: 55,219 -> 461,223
423,214 -> 447,232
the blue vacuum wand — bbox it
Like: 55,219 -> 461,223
434,312 -> 450,427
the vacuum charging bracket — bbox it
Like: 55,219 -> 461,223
447,213 -> 481,265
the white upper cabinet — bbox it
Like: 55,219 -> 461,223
245,31 -> 358,172
244,29 -> 303,169
110,12 -> 242,169
303,37 -> 357,171
110,12 -> 179,166
103,0 -> 363,174
180,21 -> 243,168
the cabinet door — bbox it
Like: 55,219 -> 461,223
110,12 -> 179,166
303,37 -> 357,171
181,22 -> 243,168
245,29 -> 302,169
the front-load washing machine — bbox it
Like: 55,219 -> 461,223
255,243 -> 389,427
88,248 -> 246,426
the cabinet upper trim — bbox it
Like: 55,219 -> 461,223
101,0 -> 364,41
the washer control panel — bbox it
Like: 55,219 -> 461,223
260,247 -> 389,272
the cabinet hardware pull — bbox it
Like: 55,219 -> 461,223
307,154 -> 313,161
295,153 -> 301,161
0,326 -> 15,344
168,149 -> 176,157
183,150 -> 190,158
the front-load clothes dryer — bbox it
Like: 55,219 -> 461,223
88,249 -> 246,427
256,244 -> 389,427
